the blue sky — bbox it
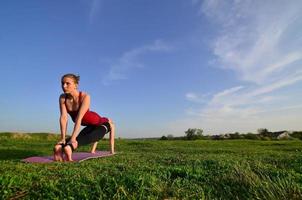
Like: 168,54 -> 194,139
0,0 -> 301,138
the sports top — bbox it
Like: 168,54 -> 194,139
66,92 -> 109,126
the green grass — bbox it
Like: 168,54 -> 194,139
1,133 -> 302,199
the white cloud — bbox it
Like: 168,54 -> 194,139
261,52 -> 302,77
167,1 -> 302,134
168,81 -> 302,135
248,71 -> 302,97
212,86 -> 243,101
102,40 -> 173,85
179,71 -> 302,134
185,92 -> 210,103
190,71 -> 302,119
201,0 -> 302,84
179,70 -> 302,134
186,92 -> 199,101
89,0 -> 102,24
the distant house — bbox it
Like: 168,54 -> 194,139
259,130 -> 290,139
211,135 -> 224,140
277,131 -> 290,140
223,134 -> 230,139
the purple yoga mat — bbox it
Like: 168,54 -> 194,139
22,151 -> 114,163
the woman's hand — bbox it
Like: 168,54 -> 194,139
68,139 -> 78,149
57,139 -> 66,145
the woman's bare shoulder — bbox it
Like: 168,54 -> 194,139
59,93 -> 66,102
81,91 -> 90,99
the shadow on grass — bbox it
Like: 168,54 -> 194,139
0,149 -> 45,161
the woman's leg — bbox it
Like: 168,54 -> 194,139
77,125 -> 108,146
109,119 -> 115,154
90,121 -> 115,153
64,124 -> 110,161
90,142 -> 98,153
53,144 -> 64,161
63,125 -> 108,161
63,137 -> 77,161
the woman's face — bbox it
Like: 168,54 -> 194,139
61,77 -> 77,94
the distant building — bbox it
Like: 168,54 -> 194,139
277,131 -> 290,140
259,130 -> 290,139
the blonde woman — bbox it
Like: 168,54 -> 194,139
53,73 -> 115,161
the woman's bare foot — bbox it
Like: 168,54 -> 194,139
53,144 -> 64,161
63,141 -> 78,161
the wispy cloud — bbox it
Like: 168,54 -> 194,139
212,86 -> 244,101
172,82 -> 302,134
185,92 -> 210,103
169,1 -> 302,134
179,71 -> 302,134
200,0 -> 302,84
102,40 -> 173,85
89,0 -> 102,24
248,71 -> 302,97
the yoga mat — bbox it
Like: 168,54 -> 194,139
22,151 -> 114,163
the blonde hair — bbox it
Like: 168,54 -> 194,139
61,73 -> 80,84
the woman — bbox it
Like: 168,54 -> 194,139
53,73 -> 115,162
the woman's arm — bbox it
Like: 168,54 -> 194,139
70,94 -> 90,141
59,95 -> 68,143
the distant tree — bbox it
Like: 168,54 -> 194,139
185,128 -> 203,140
167,134 -> 174,139
244,133 -> 260,140
229,132 -> 241,139
211,135 -> 224,140
196,129 -> 203,137
261,136 -> 271,141
290,131 -> 302,140
160,135 -> 168,140
185,129 -> 195,140
257,128 -> 269,137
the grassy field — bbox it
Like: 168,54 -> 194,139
1,133 -> 302,199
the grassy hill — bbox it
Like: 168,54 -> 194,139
1,133 -> 302,199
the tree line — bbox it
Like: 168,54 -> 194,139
160,128 -> 302,140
